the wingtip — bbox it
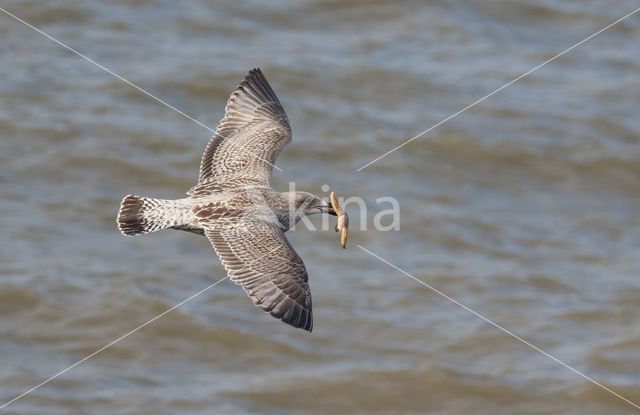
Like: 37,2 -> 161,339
233,67 -> 282,109
245,67 -> 264,83
297,319 -> 313,333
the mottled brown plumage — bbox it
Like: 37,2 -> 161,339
117,68 -> 340,331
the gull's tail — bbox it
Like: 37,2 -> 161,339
117,195 -> 181,236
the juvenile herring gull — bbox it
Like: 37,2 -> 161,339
117,68 -> 345,332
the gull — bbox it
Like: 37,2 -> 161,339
117,68 -> 342,332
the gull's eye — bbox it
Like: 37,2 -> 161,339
296,198 -> 307,209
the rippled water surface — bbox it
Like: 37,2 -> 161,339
1,1 -> 640,414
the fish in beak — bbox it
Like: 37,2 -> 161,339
330,192 -> 349,249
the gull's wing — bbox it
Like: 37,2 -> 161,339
189,68 -> 291,195
201,215 -> 313,331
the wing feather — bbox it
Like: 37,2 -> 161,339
203,217 -> 313,331
190,68 -> 291,195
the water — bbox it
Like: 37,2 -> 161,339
1,1 -> 640,414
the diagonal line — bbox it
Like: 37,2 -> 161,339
0,236 -> 286,410
0,276 -> 228,411
0,7 -> 215,134
0,7 -> 283,173
356,7 -> 640,172
356,244 -> 640,412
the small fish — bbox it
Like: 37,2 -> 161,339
330,192 -> 349,249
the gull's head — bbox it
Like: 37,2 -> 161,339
288,192 -> 337,217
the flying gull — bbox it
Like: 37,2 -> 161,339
117,68 -> 347,332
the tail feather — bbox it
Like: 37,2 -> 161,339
117,195 -> 173,236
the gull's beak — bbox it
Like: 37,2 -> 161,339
320,201 -> 338,216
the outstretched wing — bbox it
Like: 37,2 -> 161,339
202,216 -> 313,331
189,68 -> 291,195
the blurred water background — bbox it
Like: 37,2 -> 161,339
1,1 -> 639,414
